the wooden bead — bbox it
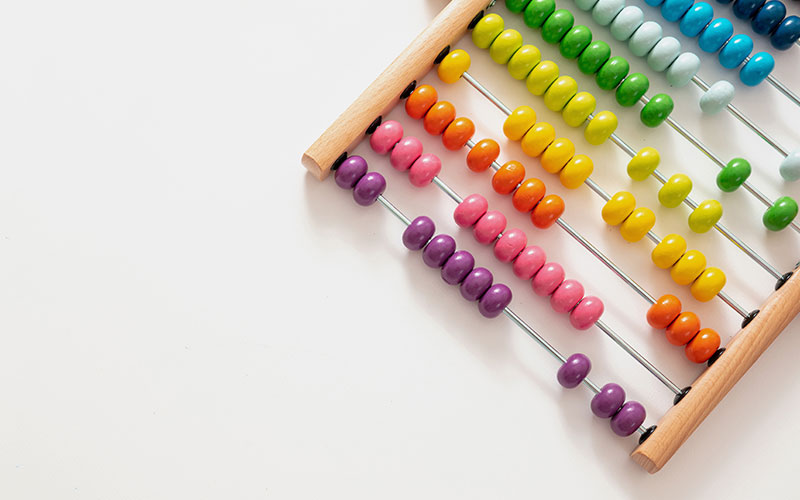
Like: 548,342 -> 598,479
601,191 -> 636,226
521,122 -> 556,157
526,60 -> 560,95
531,194 -> 565,228
670,250 -> 707,286
658,173 -> 693,208
423,101 -> 456,135
688,199 -> 723,233
490,29 -> 523,64
508,45 -> 543,80
626,147 -> 660,181
442,117 -> 475,150
467,139 -> 500,172
685,328 -> 721,363
492,161 -> 526,194
691,267 -> 726,302
512,178 -> 547,212
646,294 -> 682,329
543,76 -> 578,111
620,207 -> 656,242
504,105 -> 537,141
541,138 -> 575,173
665,311 -> 700,346
651,233 -> 687,269
559,154 -> 593,189
405,85 -> 438,120
584,110 -> 618,145
437,49 -> 471,84
562,91 -> 596,127
472,13 -> 504,49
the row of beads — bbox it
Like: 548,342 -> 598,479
333,155 -> 387,206
646,294 -> 721,363
714,0 -> 800,50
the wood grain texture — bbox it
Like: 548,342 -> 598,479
301,0 -> 490,180
631,264 -> 800,473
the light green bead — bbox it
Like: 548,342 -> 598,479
543,76 -> 578,111
699,80 -> 735,114
647,36 -> 681,72
526,60 -> 560,95
688,199 -> 723,233
628,21 -> 662,57
592,0 -> 625,26
562,92 -> 596,127
658,173 -> 693,208
472,14 -> 505,49
626,147 -> 660,181
490,29 -> 524,64
779,149 -> 800,182
665,52 -> 700,87
508,45 -> 542,79
524,0 -> 556,28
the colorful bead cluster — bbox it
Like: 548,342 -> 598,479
652,233 -> 727,301
646,294 -> 721,363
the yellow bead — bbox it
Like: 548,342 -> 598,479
503,106 -> 537,141
651,233 -> 687,269
540,138 -> 575,173
691,267 -> 726,302
562,92 -> 596,127
559,154 -> 593,189
584,111 -> 618,145
520,122 -> 555,158
602,191 -> 636,226
626,147 -> 660,181
544,76 -> 578,112
472,13 -> 505,49
620,207 -> 656,242
490,29 -> 523,64
526,60 -> 560,96
508,44 -> 542,80
437,49 -> 471,84
688,199 -> 723,233
658,173 -> 693,208
670,250 -> 707,286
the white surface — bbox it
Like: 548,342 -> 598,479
2,0 -> 800,498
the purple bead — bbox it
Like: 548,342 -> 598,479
403,216 -> 435,251
460,267 -> 493,301
441,250 -> 475,285
591,383 -> 626,418
610,401 -> 646,436
557,353 -> 591,389
334,155 -> 368,190
478,283 -> 512,318
422,234 -> 456,268
352,172 -> 386,206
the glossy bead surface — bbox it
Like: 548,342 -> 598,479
479,284 -> 513,318
504,105 -> 537,141
647,37 -> 681,72
409,154 -> 442,187
699,80 -> 735,114
661,0 -> 694,21
493,161 -> 526,194
771,16 -> 800,50
442,117 -> 475,150
494,228 -> 528,262
490,29 -> 524,64
560,25 -> 593,59
751,1 -> 785,35
628,21 -> 663,57
423,234 -> 456,268
610,6 -> 644,41
441,250 -> 475,285
524,0 -> 556,28
592,0 -> 625,25
559,154 -> 593,189
651,233 -> 687,269
526,60 -> 561,95
423,101 -> 456,136
532,262 -> 565,296
610,401 -> 645,436
640,93 -> 673,127
665,311 -> 700,345
732,0 -> 765,19
506,0 -> 531,13
719,34 -> 753,69
620,207 -> 656,242
670,250 -> 707,285
688,199 -> 723,233
680,2 -> 714,37
562,92 -> 596,127
647,294 -> 682,329
551,279 -> 585,313
698,18 -> 734,52
403,216 -> 435,251
591,383 -> 626,418
521,122 -> 556,156
584,111 -> 618,145
390,136 -> 423,171
596,56 -> 630,90
763,196 -> 799,231
544,76 -> 578,111
665,52 -> 701,87
570,296 -> 604,329
626,147 -> 660,180
578,41 -> 611,74
602,191 -> 636,226
454,194 -> 489,227
541,10 -> 575,43
460,267 -> 494,301
541,138 -> 575,173
557,353 -> 591,388
472,13 -> 504,49
353,172 -> 386,206
685,328 -> 721,363
474,210 -> 507,244
370,120 -> 403,155
691,267 -> 726,301
467,139 -> 500,172
575,0 -> 600,10
405,85 -> 437,120
512,178 -> 547,212
438,49 -> 471,84
513,245 -> 547,279
779,150 -> 800,182
615,73 -> 650,107
334,156 -> 368,189
508,45 -> 542,79
531,195 -> 564,228
658,173 -> 693,208
739,51 -> 774,86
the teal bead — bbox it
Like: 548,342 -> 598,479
616,73 -> 650,107
524,0 -> 556,28
506,0 -> 533,13
578,41 -> 611,74
716,158 -> 751,192
542,9 -> 575,43
560,25 -> 593,59
640,93 -> 673,127
596,56 -> 629,90
763,196 -> 799,231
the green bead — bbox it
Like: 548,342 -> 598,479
615,73 -> 650,107
716,158 -> 751,192
506,0 -> 533,13
524,0 -> 556,28
595,56 -> 629,90
578,41 -> 611,74
763,196 -> 799,231
541,9 -> 574,44
640,93 -> 673,128
559,25 -> 593,59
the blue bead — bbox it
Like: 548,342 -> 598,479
739,51 -> 774,86
662,0 -> 694,21
698,18 -> 734,52
715,0 -> 733,4
718,34 -> 753,68
751,1 -> 785,34
771,15 -> 800,50
681,3 -> 715,37
644,0 -> 665,6
732,0 -> 765,19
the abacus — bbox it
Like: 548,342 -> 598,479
301,0 -> 800,473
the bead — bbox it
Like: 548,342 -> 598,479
513,178 -> 547,212
665,52 -> 701,87
370,120 -> 403,155
507,0 -> 532,12
454,193 -> 488,227
779,149 -> 800,182
495,228 -> 528,262
390,136 -> 423,171
532,262 -> 565,296
575,0 -> 600,10
647,294 -> 682,329
557,353 -> 591,388
490,29 -> 524,64
479,284 -> 513,318
772,16 -> 800,50
542,10 -> 575,44
700,19 -> 735,53
719,34 -> 753,69
739,51 -> 774,86
628,22 -> 663,57
691,267 -> 726,301
544,76 -> 578,111
620,207 -> 656,242
437,49 -> 471,84
602,191 -> 636,226
560,25 -> 593,59
423,101 -> 456,136
592,0 -> 625,26
596,56 -> 630,90
651,233 -> 687,269
467,139 -> 500,172
647,37 -> 681,72
551,279 -> 585,313
541,138 -> 575,173
526,60 -> 560,95
474,210 -> 507,244
616,73 -> 650,107
685,328 -> 721,363
578,41 -> 611,74
610,401 -> 646,436
610,6 -> 644,41
405,84 -> 437,120
403,216 -> 436,251
508,45 -> 542,80
504,105 -> 537,141
699,80 -> 735,114
591,383 -> 626,418
409,154 -> 442,187
626,147 -> 660,180
442,117 -> 475,150
472,13 -> 504,49
662,0 -> 694,21
334,155 -> 368,189
521,122 -> 556,157
665,311 -> 700,345
658,173 -> 693,208
640,93 -> 673,127
570,296 -> 604,329
751,1 -> 785,35
352,172 -> 386,206
562,92 -> 596,127
460,267 -> 494,301
670,250 -> 707,286
559,154 -> 594,189
531,195 -> 565,228
513,245 -> 547,279
688,199 -> 723,233
442,250 -> 475,285
493,161 -> 527,194
732,0 -> 765,19
423,234 -> 456,268
524,0 -> 556,28
584,111 -> 618,145
680,2 -> 714,37
644,0 -> 665,5
763,196 -> 799,231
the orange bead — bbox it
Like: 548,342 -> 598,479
405,85 -> 438,119
442,117 -> 475,150
423,101 -> 456,136
665,311 -> 700,346
646,294 -> 682,329
512,178 -> 546,212
467,139 -> 500,172
530,194 -> 564,229
492,161 -> 526,195
685,328 -> 720,364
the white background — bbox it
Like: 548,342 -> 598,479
2,0 -> 800,498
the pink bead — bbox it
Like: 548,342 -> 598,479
494,228 -> 527,262
454,194 -> 488,227
512,245 -> 547,279
369,120 -> 403,155
408,153 -> 442,187
569,295 -> 604,330
550,279 -> 585,313
473,210 -> 507,245
531,262 -> 565,296
390,136 -> 423,171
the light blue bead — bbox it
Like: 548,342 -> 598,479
610,6 -> 644,41
698,18 -> 733,52
647,37 -> 682,72
718,34 -> 753,68
592,0 -> 626,25
575,0 -> 600,11
779,150 -> 800,182
699,80 -> 734,114
644,0 -> 664,6
661,0 -> 694,22
665,52 -> 700,86
739,51 -> 774,86
680,2 -> 714,37
629,21 -> 663,56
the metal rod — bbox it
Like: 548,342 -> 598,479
462,71 -> 513,114
432,176 -> 463,203
377,195 -> 411,226
766,72 -> 800,108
